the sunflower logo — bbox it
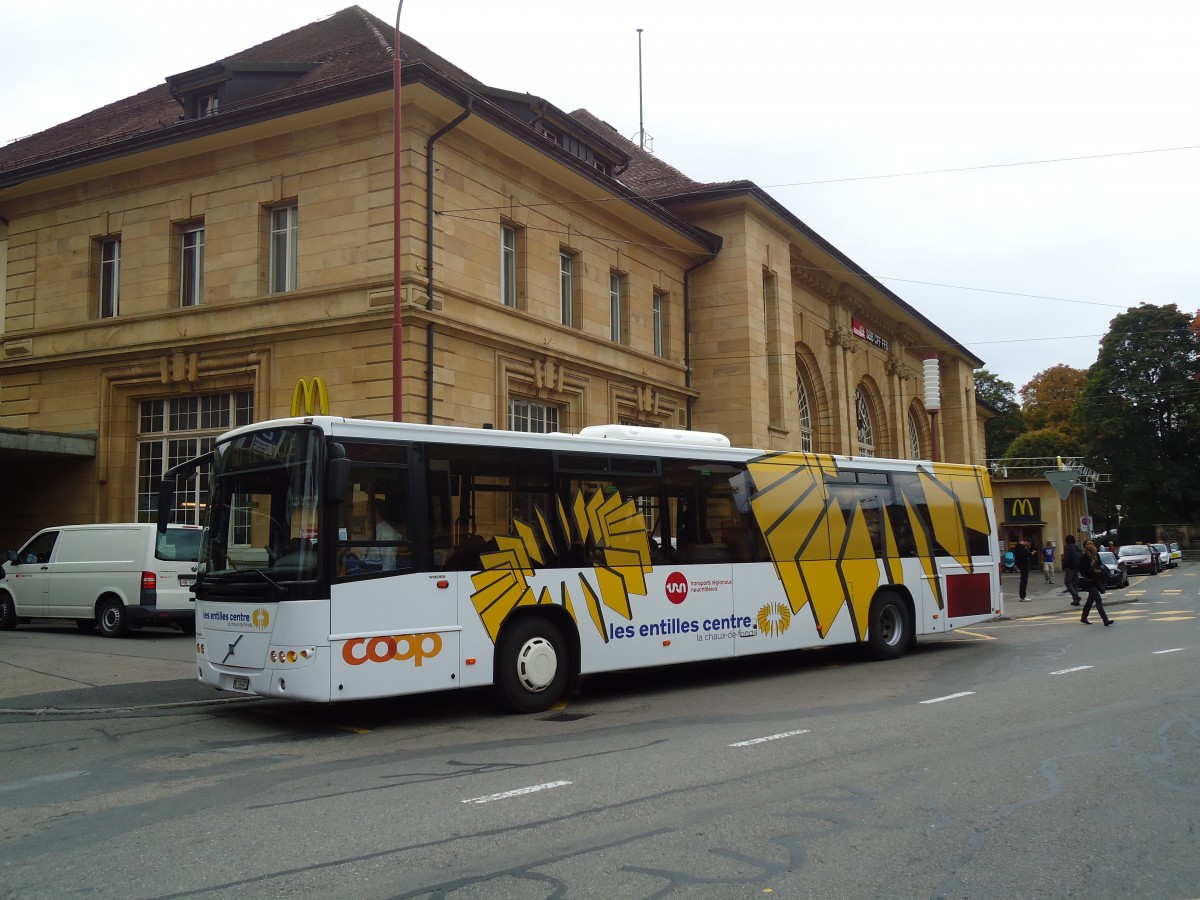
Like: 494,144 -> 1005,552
757,602 -> 791,637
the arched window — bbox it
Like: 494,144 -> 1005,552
855,388 -> 876,458
796,370 -> 813,452
908,408 -> 923,459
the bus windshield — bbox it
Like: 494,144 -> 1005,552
199,425 -> 324,587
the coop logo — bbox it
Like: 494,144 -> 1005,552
342,633 -> 443,667
665,572 -> 689,604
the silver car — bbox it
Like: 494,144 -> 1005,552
1152,542 -> 1174,570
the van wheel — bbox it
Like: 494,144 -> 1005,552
96,598 -> 128,638
76,618 -> 97,633
0,592 -> 16,630
495,618 -> 568,713
178,619 -> 196,636
867,591 -> 912,661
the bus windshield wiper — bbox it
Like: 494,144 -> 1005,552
248,568 -> 288,595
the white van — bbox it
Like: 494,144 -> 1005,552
0,524 -> 202,637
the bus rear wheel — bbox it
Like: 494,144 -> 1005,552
495,617 -> 568,713
867,591 -> 912,661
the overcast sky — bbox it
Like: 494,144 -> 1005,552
5,0 -> 1197,394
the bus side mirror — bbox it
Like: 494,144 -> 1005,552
326,457 -> 351,505
156,480 -> 177,533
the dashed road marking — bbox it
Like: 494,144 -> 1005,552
462,781 -> 572,805
920,691 -> 975,704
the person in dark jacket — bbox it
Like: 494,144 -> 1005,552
1062,535 -> 1082,606
1013,539 -> 1032,601
1078,539 -> 1114,626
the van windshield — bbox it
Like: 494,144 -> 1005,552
157,528 -> 203,562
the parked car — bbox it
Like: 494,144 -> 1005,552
1151,542 -> 1173,570
0,523 -> 202,637
1097,550 -> 1129,588
1169,542 -> 1183,564
1117,544 -> 1158,575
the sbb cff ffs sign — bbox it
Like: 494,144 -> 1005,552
1008,497 -> 1041,522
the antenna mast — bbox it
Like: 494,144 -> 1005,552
634,28 -> 653,152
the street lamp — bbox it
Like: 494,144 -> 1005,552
923,357 -> 940,461
392,0 -> 405,421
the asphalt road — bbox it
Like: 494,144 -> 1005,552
1,564 -> 1197,899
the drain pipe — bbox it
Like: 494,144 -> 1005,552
424,99 -> 473,423
683,252 -> 717,430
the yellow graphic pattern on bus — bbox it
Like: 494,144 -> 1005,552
469,455 -> 992,646
747,454 -> 992,641
470,487 -> 653,642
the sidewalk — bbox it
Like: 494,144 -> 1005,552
997,567 -> 1141,620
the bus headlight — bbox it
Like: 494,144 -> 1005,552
269,646 -> 317,667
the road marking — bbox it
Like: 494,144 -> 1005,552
952,628 -> 996,640
0,771 -> 87,794
1163,589 -> 1183,595
920,691 -> 975,704
1153,648 -> 1184,655
462,780 -> 572,805
729,729 -> 811,747
1050,665 -> 1093,675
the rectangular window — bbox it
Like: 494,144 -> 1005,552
136,391 -> 253,524
180,225 -> 204,307
500,224 -> 519,308
269,205 -> 298,293
98,237 -> 121,318
559,251 -> 576,327
609,271 -> 625,343
652,289 -> 667,358
764,270 -> 784,428
508,397 -> 560,434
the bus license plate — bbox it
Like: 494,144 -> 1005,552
233,676 -> 250,691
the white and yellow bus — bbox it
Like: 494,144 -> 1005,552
159,418 -> 1002,712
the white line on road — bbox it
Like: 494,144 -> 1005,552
729,729 -> 810,747
919,691 -> 976,704
462,780 -> 572,805
0,770 -> 87,794
1153,648 -> 1184,655
1050,665 -> 1094,675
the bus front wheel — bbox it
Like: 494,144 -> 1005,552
867,591 -> 912,661
495,618 -> 568,714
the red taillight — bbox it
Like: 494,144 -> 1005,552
142,572 -> 157,590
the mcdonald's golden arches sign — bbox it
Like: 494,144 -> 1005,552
1007,497 -> 1040,522
291,377 -> 329,416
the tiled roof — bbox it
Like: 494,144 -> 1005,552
0,6 -> 472,175
568,109 -> 706,198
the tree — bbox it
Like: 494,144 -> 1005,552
1078,304 -> 1200,523
1020,364 -> 1087,437
974,369 -> 1025,459
1002,427 -> 1077,460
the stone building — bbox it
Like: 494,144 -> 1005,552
0,6 -> 985,547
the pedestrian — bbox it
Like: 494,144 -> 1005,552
1042,541 -> 1055,583
1078,539 -> 1114,626
1062,535 -> 1082,606
1013,538 -> 1032,601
